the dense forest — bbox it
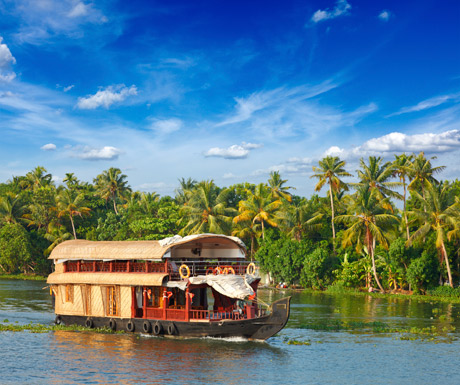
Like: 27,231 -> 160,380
1,152 -> 460,295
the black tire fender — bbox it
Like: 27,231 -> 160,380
126,320 -> 135,332
153,321 -> 162,335
55,315 -> 62,325
142,320 -> 151,333
109,318 -> 116,331
167,322 -> 175,335
85,318 -> 94,328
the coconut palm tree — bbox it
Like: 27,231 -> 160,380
311,156 -> 352,242
335,185 -> 399,292
355,156 -> 402,202
392,154 -> 414,239
94,168 -> 131,215
0,192 -> 28,225
277,199 -> 322,241
63,172 -> 80,189
233,183 -> 282,240
406,184 -> 459,287
267,171 -> 293,202
175,177 -> 197,206
21,166 -> 53,191
408,152 -> 445,199
179,180 -> 235,235
56,188 -> 91,239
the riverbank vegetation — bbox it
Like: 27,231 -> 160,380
1,152 -> 460,296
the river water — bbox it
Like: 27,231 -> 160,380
1,279 -> 460,385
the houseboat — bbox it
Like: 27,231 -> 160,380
47,234 -> 290,340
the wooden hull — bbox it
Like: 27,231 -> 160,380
55,297 -> 291,341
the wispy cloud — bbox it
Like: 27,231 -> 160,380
378,10 -> 392,22
0,37 -> 16,82
389,93 -> 460,116
150,118 -> 183,134
77,85 -> 137,109
204,142 -> 263,159
310,0 -> 351,24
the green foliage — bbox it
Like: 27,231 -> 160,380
406,250 -> 439,293
0,223 -> 33,273
255,237 -> 314,284
300,243 -> 337,289
427,286 -> 460,298
95,212 -> 130,241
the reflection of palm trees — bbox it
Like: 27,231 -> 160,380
407,184 -> 459,287
94,168 -> 131,215
179,181 -> 235,235
233,183 -> 282,240
336,185 -> 398,292
311,156 -> 352,242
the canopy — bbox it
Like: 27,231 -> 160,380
49,234 -> 246,262
169,274 -> 256,300
47,272 -> 168,286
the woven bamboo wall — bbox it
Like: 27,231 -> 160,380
54,284 -> 84,316
120,286 -> 132,318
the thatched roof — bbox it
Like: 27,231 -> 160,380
48,234 -> 246,261
47,272 -> 168,286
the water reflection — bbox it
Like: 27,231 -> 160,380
47,331 -> 284,385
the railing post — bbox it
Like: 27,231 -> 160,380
77,261 -> 81,272
185,288 -> 190,322
163,290 -> 167,320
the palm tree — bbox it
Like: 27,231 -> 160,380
175,177 -> 197,206
232,219 -> 261,259
355,156 -> 402,202
392,154 -> 414,239
44,223 -> 72,255
56,188 -> 91,239
277,199 -> 322,241
233,183 -> 282,240
94,168 -> 131,215
406,184 -> 459,287
311,156 -> 352,242
335,185 -> 399,292
267,171 -> 293,202
0,192 -> 28,225
179,180 -> 235,235
408,152 -> 445,199
63,173 -> 80,189
21,166 -> 53,191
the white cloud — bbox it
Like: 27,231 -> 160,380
0,72 -> 16,82
389,93 -> 460,116
76,146 -> 123,160
41,143 -> 57,151
77,85 -> 137,109
150,118 -> 183,134
0,37 -> 16,69
311,0 -> 351,23
323,130 -> 460,159
204,142 -> 263,159
378,10 -> 391,21
68,2 -> 89,18
63,85 -> 74,92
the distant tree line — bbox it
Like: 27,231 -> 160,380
1,152 -> 460,295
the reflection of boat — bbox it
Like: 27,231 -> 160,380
47,234 -> 290,340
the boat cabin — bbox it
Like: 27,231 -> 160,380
47,234 -> 263,330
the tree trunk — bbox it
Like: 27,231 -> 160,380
329,183 -> 336,240
113,195 -> 119,215
441,241 -> 453,288
403,181 -> 410,240
368,230 -> 384,292
70,215 -> 77,240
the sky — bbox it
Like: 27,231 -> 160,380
0,0 -> 459,197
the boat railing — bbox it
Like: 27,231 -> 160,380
190,304 -> 267,321
169,260 -> 256,279
63,260 -> 168,273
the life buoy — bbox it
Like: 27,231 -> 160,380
167,323 -> 175,335
109,318 -> 116,331
153,322 -> 162,335
222,266 -> 235,275
206,267 -> 215,275
142,320 -> 151,333
55,315 -> 62,325
126,320 -> 135,332
214,266 -> 222,275
85,318 -> 94,328
247,262 -> 256,276
179,264 -> 190,279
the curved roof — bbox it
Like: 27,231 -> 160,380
48,234 -> 246,261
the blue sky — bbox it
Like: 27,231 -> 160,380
0,0 -> 459,197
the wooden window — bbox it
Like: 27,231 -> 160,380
65,285 -> 74,303
146,286 -> 163,308
107,286 -> 119,316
